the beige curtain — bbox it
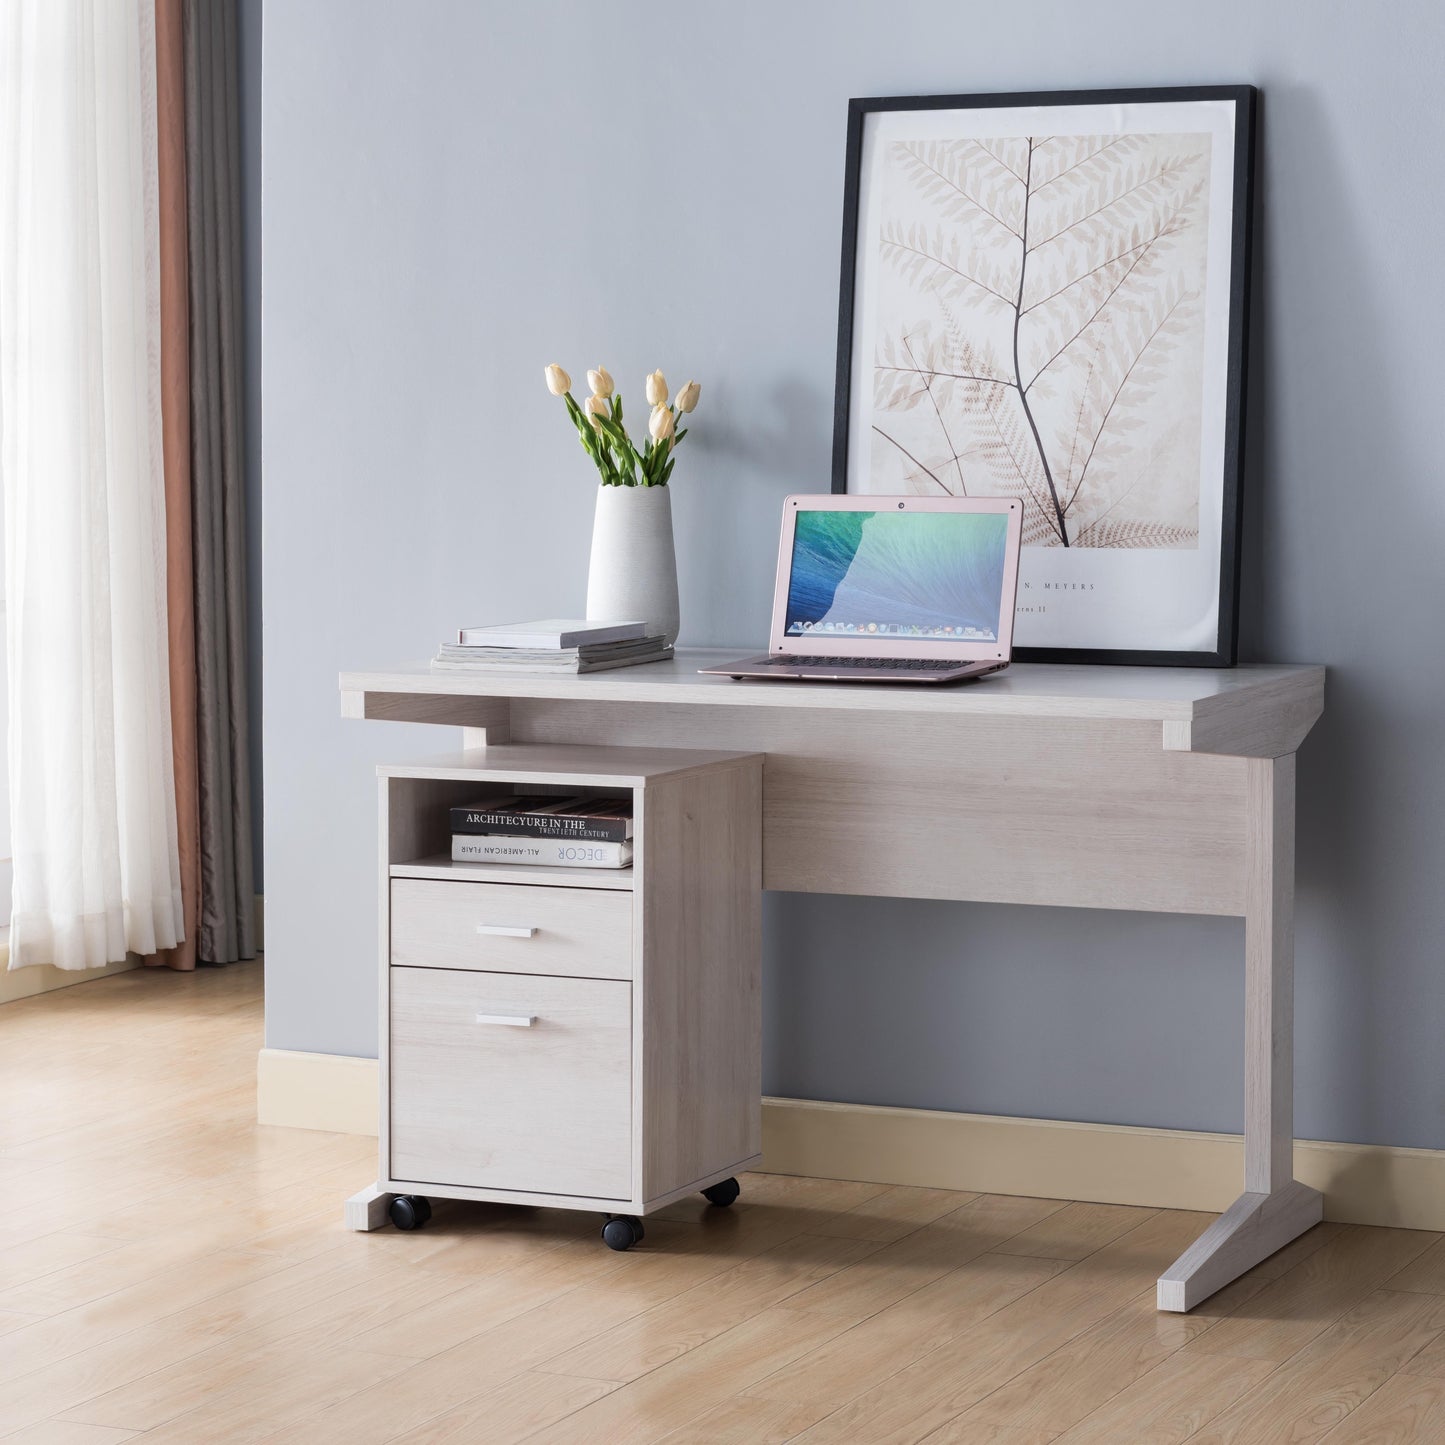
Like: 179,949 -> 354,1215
150,0 -> 199,970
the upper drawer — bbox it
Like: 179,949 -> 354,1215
389,878 -> 632,979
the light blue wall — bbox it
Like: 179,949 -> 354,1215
260,0 -> 1445,1149
239,0 -> 263,889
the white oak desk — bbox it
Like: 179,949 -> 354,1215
341,649 -> 1326,1311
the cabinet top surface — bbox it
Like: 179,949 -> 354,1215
379,742 -> 764,783
343,650 -> 1325,724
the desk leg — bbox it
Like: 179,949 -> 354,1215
1157,755 -> 1323,1311
345,1182 -> 395,1231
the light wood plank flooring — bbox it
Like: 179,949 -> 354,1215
3,961 -> 1444,1442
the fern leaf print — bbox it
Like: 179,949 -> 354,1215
864,131 -> 1211,551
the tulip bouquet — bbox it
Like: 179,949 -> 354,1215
545,364 -> 700,487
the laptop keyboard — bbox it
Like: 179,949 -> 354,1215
769,656 -> 962,670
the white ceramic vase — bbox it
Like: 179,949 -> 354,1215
585,483 -> 680,647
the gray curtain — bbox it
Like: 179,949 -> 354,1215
184,0 -> 255,963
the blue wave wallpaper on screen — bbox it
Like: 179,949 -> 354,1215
785,510 -> 1008,640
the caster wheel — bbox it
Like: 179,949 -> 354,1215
389,1195 -> 432,1230
601,1215 -> 644,1251
702,1177 -> 740,1208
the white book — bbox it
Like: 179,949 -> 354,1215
451,834 -> 634,869
455,618 -> 647,649
434,636 -> 664,662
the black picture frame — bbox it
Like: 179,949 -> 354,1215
831,85 -> 1257,667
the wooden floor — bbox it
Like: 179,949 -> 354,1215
3,966 -> 1445,1444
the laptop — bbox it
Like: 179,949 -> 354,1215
699,494 -> 1023,684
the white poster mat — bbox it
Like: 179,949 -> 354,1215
844,100 -> 1240,653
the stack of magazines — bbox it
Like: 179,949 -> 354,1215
451,794 -> 634,869
431,618 -> 672,674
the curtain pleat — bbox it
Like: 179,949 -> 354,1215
0,0 -> 184,970
149,0 -> 198,971
183,0 -> 254,962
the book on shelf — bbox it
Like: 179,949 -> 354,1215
451,834 -> 633,869
451,795 -> 634,843
431,637 -> 672,674
454,618 -> 647,649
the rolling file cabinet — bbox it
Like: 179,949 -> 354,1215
345,743 -> 764,1248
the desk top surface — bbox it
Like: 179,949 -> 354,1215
342,649 -> 1324,726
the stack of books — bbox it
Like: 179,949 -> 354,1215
451,794 -> 634,869
431,619 -> 672,674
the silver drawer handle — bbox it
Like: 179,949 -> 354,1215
475,1013 -> 537,1027
474,924 -> 536,939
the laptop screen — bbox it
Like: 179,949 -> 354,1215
783,508 -> 1011,643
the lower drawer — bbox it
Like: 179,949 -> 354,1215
388,966 -> 632,1200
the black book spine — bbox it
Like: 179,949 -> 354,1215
448,808 -> 630,844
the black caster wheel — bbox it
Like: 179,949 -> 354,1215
601,1215 -> 645,1251
389,1195 -> 432,1230
702,1177 -> 740,1208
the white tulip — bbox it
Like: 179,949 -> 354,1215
584,393 -> 609,431
649,404 -> 675,443
674,380 -> 701,413
587,367 -> 614,398
645,370 -> 668,407
544,363 -> 571,396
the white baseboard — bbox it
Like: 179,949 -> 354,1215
253,1048 -> 1445,1233
0,945 -> 139,1005
257,1047 -> 378,1136
762,1098 -> 1445,1232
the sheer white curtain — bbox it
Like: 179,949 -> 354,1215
0,1 -> 183,969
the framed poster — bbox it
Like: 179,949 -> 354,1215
832,86 -> 1256,666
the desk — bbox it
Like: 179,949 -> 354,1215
341,649 -> 1326,1311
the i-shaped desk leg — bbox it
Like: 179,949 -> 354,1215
1156,754 -> 1323,1311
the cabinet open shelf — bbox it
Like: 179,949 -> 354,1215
380,744 -> 760,883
